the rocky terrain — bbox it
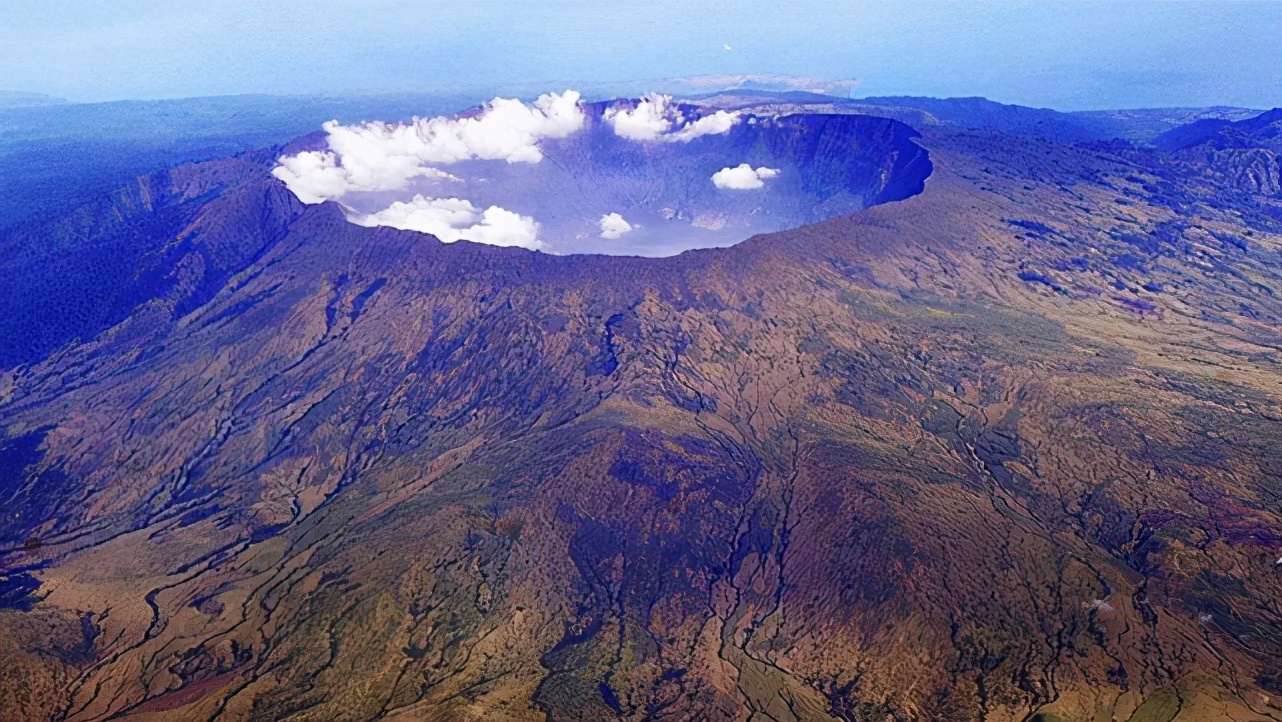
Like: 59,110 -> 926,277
1,97 -> 1280,721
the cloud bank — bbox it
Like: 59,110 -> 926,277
604,94 -> 739,142
712,164 -> 780,190
350,195 -> 541,250
599,212 -> 634,239
272,90 -> 585,204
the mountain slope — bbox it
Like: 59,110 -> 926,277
1150,108 -> 1282,197
1153,107 -> 1282,151
0,154 -> 303,369
1,107 -> 1280,722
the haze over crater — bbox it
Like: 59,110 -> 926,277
273,92 -> 932,256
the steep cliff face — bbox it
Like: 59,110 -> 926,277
0,154 -> 305,369
1,107 -> 1280,722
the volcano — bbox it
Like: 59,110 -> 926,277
0,95 -> 1280,722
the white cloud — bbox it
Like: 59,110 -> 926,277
271,150 -> 351,205
273,90 -> 585,203
271,153 -> 461,205
351,195 -> 541,250
603,94 -> 740,143
599,212 -> 634,239
723,44 -> 733,51
711,164 -> 780,190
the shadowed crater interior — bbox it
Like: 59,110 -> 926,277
337,101 -> 934,256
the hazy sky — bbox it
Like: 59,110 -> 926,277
2,0 -> 1279,110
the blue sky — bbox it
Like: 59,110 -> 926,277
2,0 -> 1279,110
